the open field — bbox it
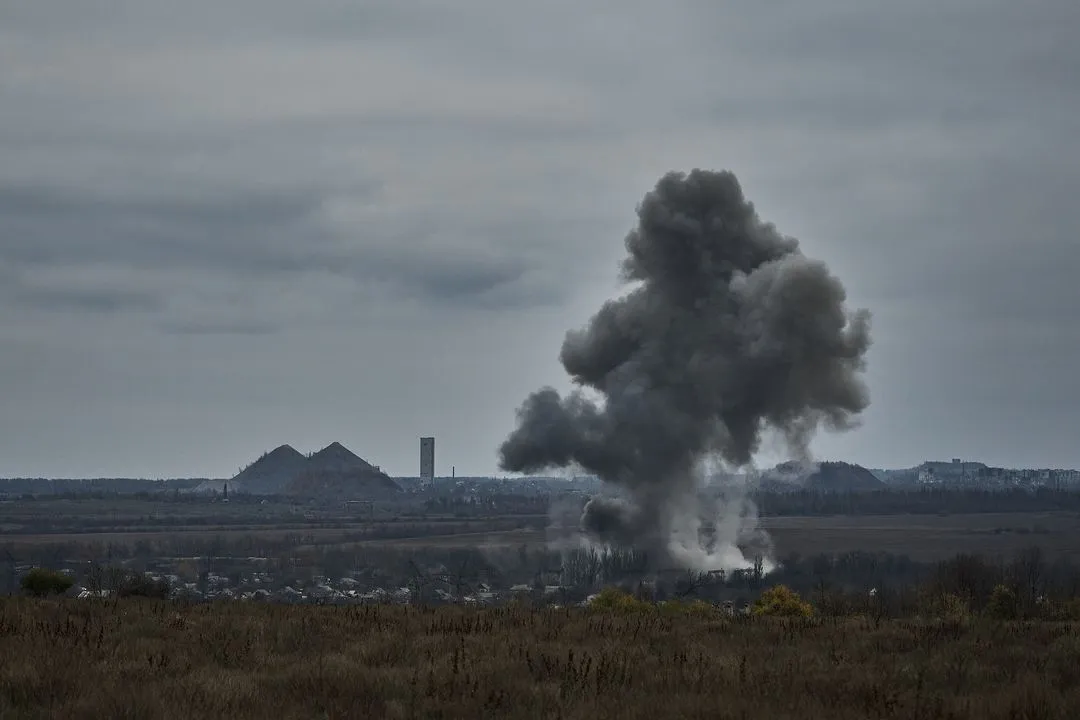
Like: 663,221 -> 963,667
1,598 -> 1078,719
0,522 -> 512,545
0,496 -> 548,536
0,517 -> 547,546
764,511 -> 1080,561
355,526 -> 549,549
362,512 -> 1080,561
4,510 -> 1079,562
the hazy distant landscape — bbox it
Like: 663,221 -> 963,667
6,380 -> 1080,720
5,0 -> 1079,715
5,457 -> 1080,718
4,441 -> 1080,596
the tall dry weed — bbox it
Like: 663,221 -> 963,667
0,597 -> 1078,719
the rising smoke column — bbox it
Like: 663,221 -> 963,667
499,169 -> 871,571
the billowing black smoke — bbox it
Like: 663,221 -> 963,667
499,169 -> 871,570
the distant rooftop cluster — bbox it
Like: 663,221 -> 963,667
909,460 -> 1080,490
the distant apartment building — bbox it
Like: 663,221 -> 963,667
1042,469 -> 1080,489
916,460 -> 1080,491
917,459 -> 980,486
917,467 -> 937,485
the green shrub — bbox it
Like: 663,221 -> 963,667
657,599 -> 719,618
114,572 -> 170,599
588,587 -> 654,613
752,585 -> 813,618
919,591 -> 970,622
1061,599 -> 1080,621
985,584 -> 1019,620
20,568 -> 74,597
1038,597 -> 1080,622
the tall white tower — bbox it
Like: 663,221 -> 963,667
419,437 -> 435,488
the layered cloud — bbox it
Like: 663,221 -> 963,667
1,0 -> 1077,475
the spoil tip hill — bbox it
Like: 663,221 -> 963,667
196,442 -> 401,499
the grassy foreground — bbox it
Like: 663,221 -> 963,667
1,598 -> 1079,719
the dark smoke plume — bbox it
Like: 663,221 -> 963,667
499,169 -> 871,571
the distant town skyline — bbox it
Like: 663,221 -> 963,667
5,437 -> 1080,481
2,1 -> 1078,478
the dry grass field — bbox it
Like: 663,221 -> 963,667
5,511 -> 1079,561
1,598 -> 1078,719
0,518 -> 542,547
369,511 -> 1080,561
762,511 -> 1080,561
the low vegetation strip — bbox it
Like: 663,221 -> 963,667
1,597 -> 1078,719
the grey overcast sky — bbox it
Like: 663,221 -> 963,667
2,0 -> 1078,479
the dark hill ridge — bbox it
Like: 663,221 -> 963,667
243,444 -> 306,470
307,441 -> 377,474
228,444 -> 309,495
285,467 -> 401,500
225,442 -> 400,498
804,461 -> 884,492
766,461 -> 884,493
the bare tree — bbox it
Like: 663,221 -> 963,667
1,548 -> 15,595
1011,546 -> 1046,608
408,560 -> 433,604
